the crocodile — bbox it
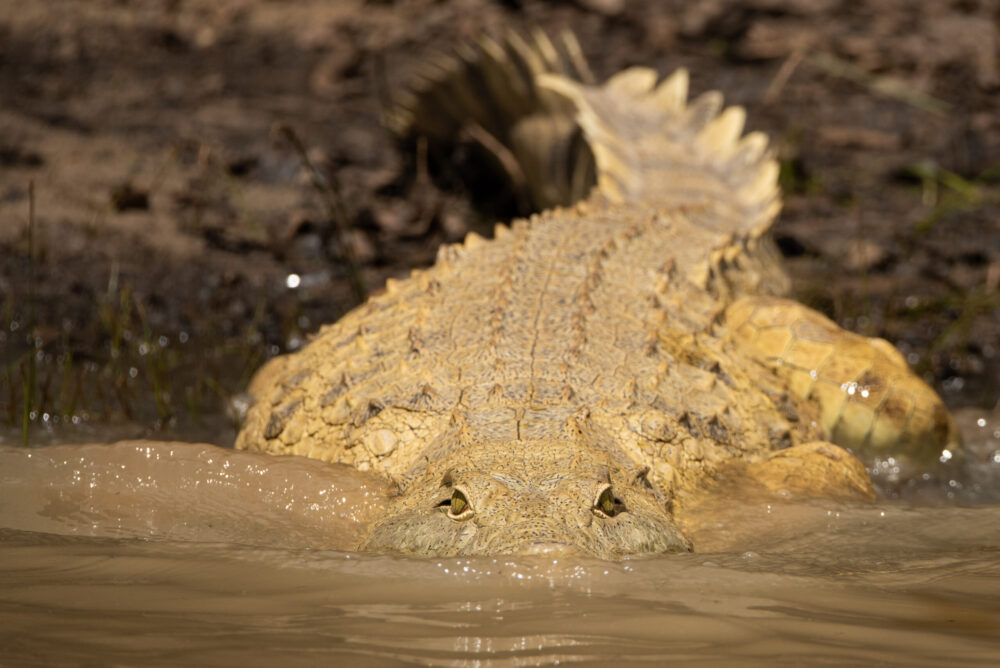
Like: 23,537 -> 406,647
236,30 -> 960,560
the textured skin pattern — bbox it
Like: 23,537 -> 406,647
236,31 -> 958,559
725,296 -> 958,462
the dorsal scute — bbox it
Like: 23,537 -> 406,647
393,29 -> 599,210
538,69 -> 781,240
393,28 -> 781,240
649,69 -> 689,111
605,67 -> 659,96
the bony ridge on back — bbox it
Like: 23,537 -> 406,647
235,28 -> 960,560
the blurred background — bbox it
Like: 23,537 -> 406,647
1,0 -> 998,444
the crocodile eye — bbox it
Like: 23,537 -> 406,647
593,486 -> 626,518
437,488 -> 473,520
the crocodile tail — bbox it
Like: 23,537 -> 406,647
389,29 -> 598,211
392,29 -> 780,241
538,68 -> 781,240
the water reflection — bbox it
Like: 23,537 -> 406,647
2,521 -> 998,666
0,406 -> 998,665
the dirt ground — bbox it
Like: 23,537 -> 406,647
1,0 -> 998,442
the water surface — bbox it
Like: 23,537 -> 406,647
1,408 -> 999,666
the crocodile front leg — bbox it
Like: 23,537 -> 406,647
724,296 -> 960,466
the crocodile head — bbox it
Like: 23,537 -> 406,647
360,439 -> 691,560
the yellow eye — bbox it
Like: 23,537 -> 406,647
594,486 -> 625,518
437,488 -> 473,520
450,489 -> 469,516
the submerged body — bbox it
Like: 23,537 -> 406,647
236,32 -> 957,559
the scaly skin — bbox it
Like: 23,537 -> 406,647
236,31 -> 959,560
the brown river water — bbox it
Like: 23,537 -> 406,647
2,408 -> 999,666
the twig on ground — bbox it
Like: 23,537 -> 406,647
275,123 -> 367,304
23,181 -> 37,446
808,52 -> 951,117
764,49 -> 805,105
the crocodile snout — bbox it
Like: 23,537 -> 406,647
517,541 -> 588,557
479,517 -> 591,557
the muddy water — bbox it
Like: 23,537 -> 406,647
2,410 -> 999,666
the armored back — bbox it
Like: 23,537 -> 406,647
393,30 -> 788,296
